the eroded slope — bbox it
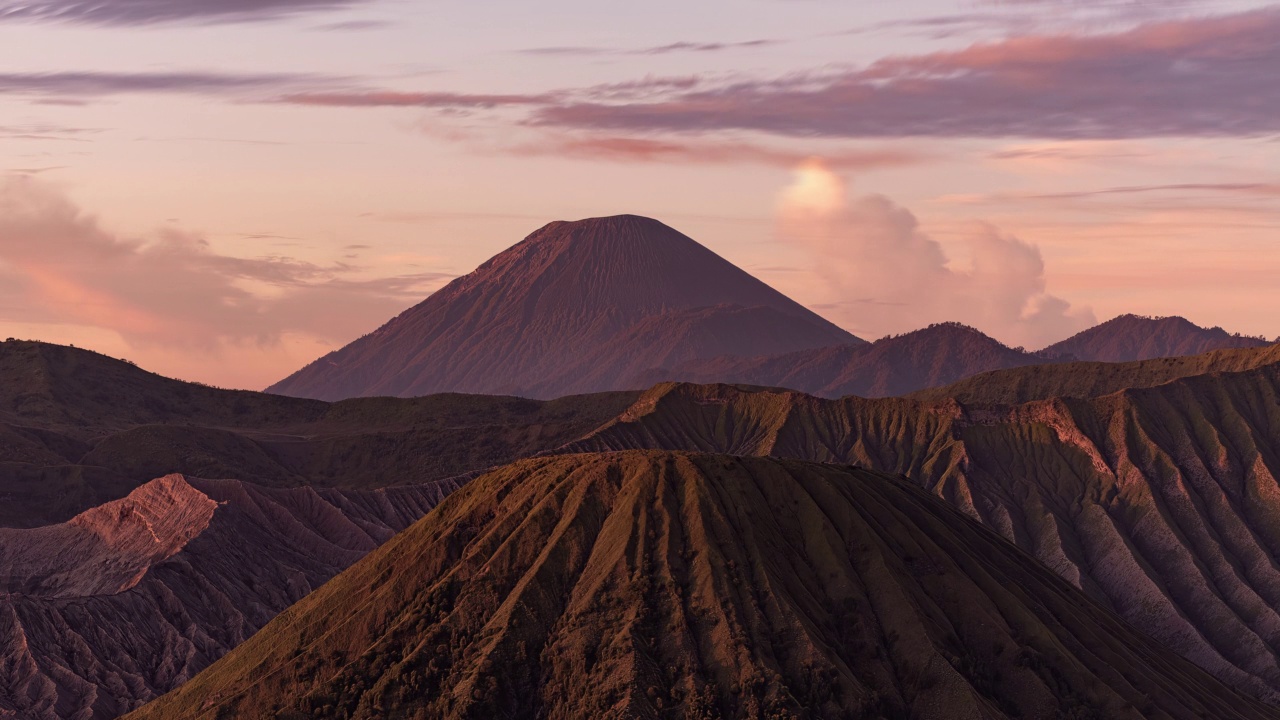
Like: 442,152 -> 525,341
0,474 -> 455,720
567,370 -> 1280,701
128,452 -> 1278,720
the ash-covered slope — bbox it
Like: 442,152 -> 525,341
267,215 -> 860,401
128,452 -> 1277,720
0,473 -> 454,720
1042,313 -> 1272,362
566,360 -> 1280,702
640,322 -> 1043,398
0,339 -> 635,527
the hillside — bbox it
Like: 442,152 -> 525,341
0,339 -> 635,527
126,452 -> 1279,720
638,322 -> 1045,398
565,367 -> 1280,701
1042,313 -> 1272,362
0,474 -> 453,720
267,215 -> 860,401
913,341 -> 1280,404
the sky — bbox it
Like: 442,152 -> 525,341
2,0 -> 1278,389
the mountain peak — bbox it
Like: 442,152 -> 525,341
269,216 -> 859,400
1042,313 -> 1270,362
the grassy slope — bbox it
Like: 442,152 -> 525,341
126,452 -> 1280,720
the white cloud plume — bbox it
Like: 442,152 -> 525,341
777,161 -> 1094,348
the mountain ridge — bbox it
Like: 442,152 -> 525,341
1042,313 -> 1272,362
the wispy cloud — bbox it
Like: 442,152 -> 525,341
527,8 -> 1280,140
0,71 -> 326,98
277,90 -> 558,109
519,39 -> 781,57
504,134 -> 929,170
0,122 -> 100,141
0,0 -> 374,26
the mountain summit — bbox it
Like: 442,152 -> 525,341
269,215 -> 859,400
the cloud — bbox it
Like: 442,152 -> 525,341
528,8 -> 1280,140
0,122 -> 100,141
519,39 -> 781,57
0,178 -> 451,351
0,71 -> 324,98
0,0 -> 372,26
498,135 -> 930,169
777,161 -> 1093,347
277,90 -> 557,109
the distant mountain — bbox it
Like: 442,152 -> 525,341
0,473 -> 452,720
913,341 -> 1280,405
0,339 -> 635,526
565,354 -> 1280,702
127,452 -> 1279,720
639,322 -> 1044,398
267,215 -> 861,401
1042,313 -> 1272,362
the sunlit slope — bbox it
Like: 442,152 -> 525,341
568,367 -> 1280,701
127,452 -> 1278,720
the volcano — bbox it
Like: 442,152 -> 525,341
127,452 -> 1279,720
267,215 -> 860,401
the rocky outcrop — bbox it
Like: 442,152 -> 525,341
0,474 -> 457,720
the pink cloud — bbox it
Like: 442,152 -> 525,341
527,8 -> 1280,139
0,179 -> 451,351
502,135 -> 931,169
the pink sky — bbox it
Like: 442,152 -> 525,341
2,0 -> 1278,389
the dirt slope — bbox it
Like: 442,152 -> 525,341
127,452 -> 1279,720
0,474 -> 454,720
565,367 -> 1280,702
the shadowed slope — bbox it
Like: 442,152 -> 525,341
0,340 -> 635,527
127,452 -> 1279,720
0,474 -> 455,720
1042,314 -> 1272,363
637,322 -> 1047,399
267,215 -> 859,401
566,368 -> 1280,702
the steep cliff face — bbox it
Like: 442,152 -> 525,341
267,215 -> 859,401
566,364 -> 1280,702
127,453 -> 1280,720
0,474 -> 456,720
